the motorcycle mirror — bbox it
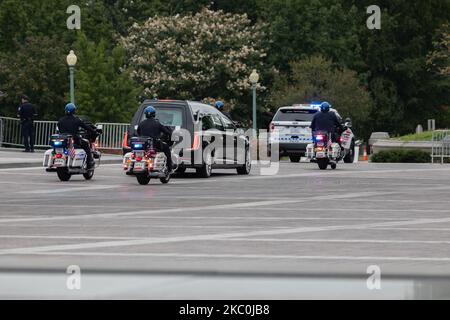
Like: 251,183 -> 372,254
345,118 -> 352,126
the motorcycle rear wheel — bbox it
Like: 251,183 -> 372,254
317,158 -> 329,170
160,175 -> 171,184
56,168 -> 72,181
83,170 -> 94,180
136,173 -> 151,185
343,141 -> 355,163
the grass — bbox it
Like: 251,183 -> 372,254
392,131 -> 433,142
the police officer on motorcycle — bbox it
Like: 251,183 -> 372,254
57,103 -> 96,169
137,106 -> 173,173
310,102 -> 344,142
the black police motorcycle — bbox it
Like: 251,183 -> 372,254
123,136 -> 176,185
43,120 -> 103,181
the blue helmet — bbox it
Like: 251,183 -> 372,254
215,101 -> 224,110
65,103 -> 76,115
320,102 -> 331,113
144,106 -> 156,118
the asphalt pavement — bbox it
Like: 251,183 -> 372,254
1,150 -> 450,299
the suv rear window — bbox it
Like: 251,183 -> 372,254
141,107 -> 184,127
274,109 -> 318,122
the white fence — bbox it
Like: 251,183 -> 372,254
0,117 -> 57,148
96,122 -> 129,150
432,130 -> 450,164
0,116 -> 128,150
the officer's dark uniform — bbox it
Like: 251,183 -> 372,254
137,118 -> 173,171
18,102 -> 37,151
57,114 -> 95,167
220,110 -> 233,120
310,111 -> 343,142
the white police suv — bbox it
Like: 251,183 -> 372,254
268,104 -> 342,162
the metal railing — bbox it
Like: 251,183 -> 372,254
34,120 -> 58,147
96,122 -> 129,150
0,117 -> 25,147
0,116 -> 129,150
431,130 -> 450,164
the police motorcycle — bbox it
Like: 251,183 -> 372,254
123,132 -> 178,185
43,119 -> 103,181
306,118 -> 355,170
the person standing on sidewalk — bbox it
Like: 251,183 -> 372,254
17,95 -> 37,152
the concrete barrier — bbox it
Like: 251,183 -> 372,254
372,139 -> 437,154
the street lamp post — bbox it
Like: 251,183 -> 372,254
249,69 -> 259,133
66,50 -> 78,104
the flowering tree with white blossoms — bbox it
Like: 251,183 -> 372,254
121,8 -> 267,109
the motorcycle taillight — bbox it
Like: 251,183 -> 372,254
315,135 -> 324,141
147,149 -> 157,157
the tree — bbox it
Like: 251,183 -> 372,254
74,34 -> 142,123
427,24 -> 450,77
121,8 -> 268,112
255,0 -> 363,72
353,0 -> 450,134
426,24 -> 450,128
0,36 -> 68,118
269,56 -> 373,137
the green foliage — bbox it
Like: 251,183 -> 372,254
74,34 -> 142,123
0,0 -> 449,132
427,24 -> 450,77
256,0 -> 363,71
122,8 -> 268,110
0,36 -> 68,119
371,149 -> 431,163
394,131 -> 433,142
353,0 -> 450,135
269,56 -> 373,137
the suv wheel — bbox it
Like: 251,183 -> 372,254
289,155 -> 301,163
237,148 -> 251,175
196,151 -> 212,178
344,140 -> 355,163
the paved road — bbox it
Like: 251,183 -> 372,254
1,157 -> 450,299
